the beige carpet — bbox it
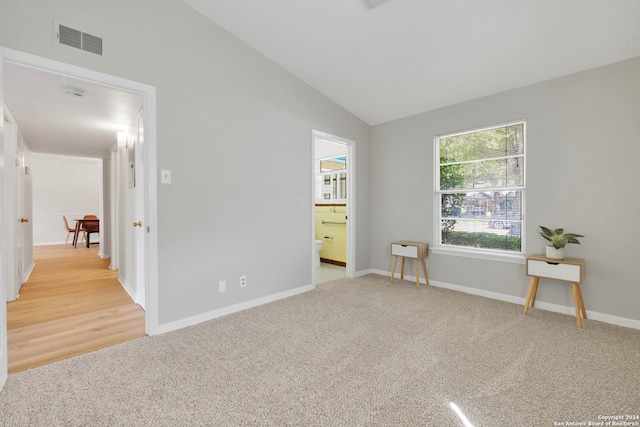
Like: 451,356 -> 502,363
1,274 -> 639,426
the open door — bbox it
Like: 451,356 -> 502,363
135,113 -> 146,309
1,57 -> 9,391
118,109 -> 146,308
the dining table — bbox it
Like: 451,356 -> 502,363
72,218 -> 100,248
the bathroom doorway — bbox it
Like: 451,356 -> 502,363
311,130 -> 355,284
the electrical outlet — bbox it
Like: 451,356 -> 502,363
219,280 -> 226,293
240,275 -> 247,287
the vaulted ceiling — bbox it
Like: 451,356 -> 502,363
184,0 -> 640,125
3,1 -> 639,159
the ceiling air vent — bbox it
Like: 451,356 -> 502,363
55,22 -> 103,56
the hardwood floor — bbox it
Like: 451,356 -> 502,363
7,244 -> 145,373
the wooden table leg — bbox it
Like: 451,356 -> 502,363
523,276 -> 539,314
572,283 -> 584,328
421,257 -> 429,285
530,278 -> 539,308
390,256 -> 398,282
400,257 -> 405,280
575,283 -> 587,320
73,221 -> 81,248
414,259 -> 420,288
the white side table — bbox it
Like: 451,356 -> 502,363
390,241 -> 429,288
524,254 -> 586,328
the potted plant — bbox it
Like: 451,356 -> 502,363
539,226 -> 584,260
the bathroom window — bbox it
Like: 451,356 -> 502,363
318,156 -> 348,203
320,156 -> 346,172
434,121 -> 525,257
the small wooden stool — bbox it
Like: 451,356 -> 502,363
390,241 -> 429,288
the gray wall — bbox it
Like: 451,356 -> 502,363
371,56 -> 640,322
0,0 -> 371,326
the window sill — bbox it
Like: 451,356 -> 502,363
431,246 -> 526,264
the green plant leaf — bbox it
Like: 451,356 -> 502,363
539,226 -> 554,236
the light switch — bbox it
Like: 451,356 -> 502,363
160,169 -> 172,184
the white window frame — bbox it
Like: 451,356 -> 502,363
433,120 -> 526,264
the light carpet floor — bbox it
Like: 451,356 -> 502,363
1,274 -> 639,426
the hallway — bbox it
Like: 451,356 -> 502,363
6,245 -> 145,373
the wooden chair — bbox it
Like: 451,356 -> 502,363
81,215 -> 100,248
63,216 -> 85,248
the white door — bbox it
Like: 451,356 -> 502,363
16,134 -> 25,289
134,113 -> 145,309
120,110 -> 146,308
1,61 -> 8,391
3,118 -> 17,302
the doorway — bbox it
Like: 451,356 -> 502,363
311,130 -> 355,284
0,47 -> 159,383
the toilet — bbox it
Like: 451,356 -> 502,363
314,240 -> 324,268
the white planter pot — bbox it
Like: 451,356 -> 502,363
546,246 -> 565,260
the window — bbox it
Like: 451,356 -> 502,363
435,121 -> 525,255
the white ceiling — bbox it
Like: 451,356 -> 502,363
3,1 -> 639,160
3,62 -> 143,158
184,0 -> 640,125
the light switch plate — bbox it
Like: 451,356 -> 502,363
160,169 -> 172,184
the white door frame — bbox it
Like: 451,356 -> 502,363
0,47 -> 159,387
0,53 -> 8,390
311,130 -> 356,282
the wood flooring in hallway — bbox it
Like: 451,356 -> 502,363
6,244 -> 145,373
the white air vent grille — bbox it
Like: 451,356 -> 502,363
56,23 -> 103,56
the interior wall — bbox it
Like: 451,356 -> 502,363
31,153 -> 101,245
0,0 -> 371,327
371,56 -> 640,323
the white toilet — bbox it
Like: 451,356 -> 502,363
314,240 -> 324,268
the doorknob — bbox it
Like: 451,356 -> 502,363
20,218 -> 29,223
133,221 -> 142,227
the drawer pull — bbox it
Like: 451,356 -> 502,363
546,262 -> 559,265
401,245 -> 407,247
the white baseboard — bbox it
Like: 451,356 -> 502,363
354,268 -> 374,277
157,283 -> 316,335
34,241 -> 66,246
118,276 -> 140,306
371,269 -> 640,330
23,260 -> 36,284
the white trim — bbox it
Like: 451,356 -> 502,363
434,119 -> 528,139
311,130 -> 356,280
157,283 -> 316,335
431,246 -> 525,264
23,260 -> 35,284
354,268 -> 374,277
433,120 -> 527,254
0,51 -> 8,390
118,276 -> 140,306
370,269 -> 640,330
0,46 -> 159,336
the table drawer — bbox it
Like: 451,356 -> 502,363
391,244 -> 418,258
527,259 -> 581,282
